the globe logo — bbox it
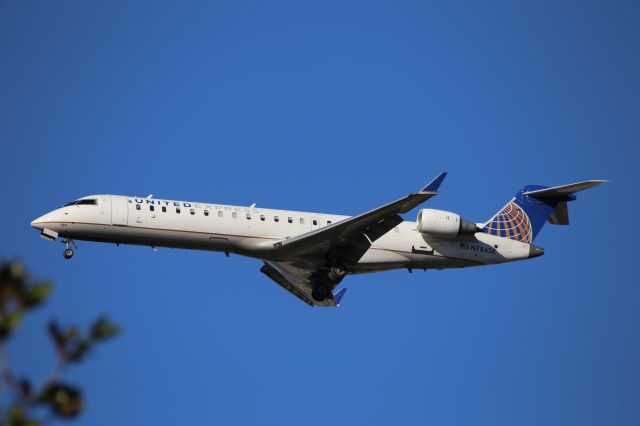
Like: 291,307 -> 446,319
484,202 -> 532,243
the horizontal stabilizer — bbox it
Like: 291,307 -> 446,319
524,180 -> 608,198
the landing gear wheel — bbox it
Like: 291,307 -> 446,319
61,238 -> 76,260
312,285 -> 330,302
329,265 -> 347,282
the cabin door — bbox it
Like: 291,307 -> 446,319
110,195 -> 128,226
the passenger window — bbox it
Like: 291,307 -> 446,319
312,219 -> 317,226
218,211 -> 223,217
204,210 -> 209,216
288,217 -> 293,223
274,216 -> 279,222
260,215 -> 265,221
300,218 -> 305,224
176,208 -> 181,214
246,213 -> 252,220
190,208 -> 195,215
232,212 -> 237,219
150,205 -> 154,212
136,204 -> 141,210
162,206 -> 167,213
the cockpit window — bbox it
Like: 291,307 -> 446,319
64,199 -> 97,206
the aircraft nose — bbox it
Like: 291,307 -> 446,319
31,215 -> 48,230
528,244 -> 545,258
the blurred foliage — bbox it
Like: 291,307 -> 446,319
0,260 -> 119,426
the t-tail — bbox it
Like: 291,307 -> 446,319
481,180 -> 608,243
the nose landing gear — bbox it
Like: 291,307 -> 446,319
63,249 -> 74,259
62,239 -> 76,260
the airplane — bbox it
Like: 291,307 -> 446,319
30,173 -> 606,307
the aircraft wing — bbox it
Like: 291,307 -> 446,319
272,172 -> 447,268
260,173 -> 447,306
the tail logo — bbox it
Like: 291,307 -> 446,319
483,201 -> 532,243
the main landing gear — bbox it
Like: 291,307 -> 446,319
311,285 -> 330,302
62,239 -> 76,260
311,265 -> 348,302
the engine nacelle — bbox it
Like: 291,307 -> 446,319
416,209 -> 477,238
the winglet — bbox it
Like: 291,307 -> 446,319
420,172 -> 448,193
333,288 -> 347,306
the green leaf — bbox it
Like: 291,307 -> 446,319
38,383 -> 83,418
2,404 -> 41,426
22,282 -> 51,308
0,311 -> 23,340
8,262 -> 24,281
90,317 -> 120,341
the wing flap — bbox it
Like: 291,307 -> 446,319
260,262 -> 338,307
260,262 -> 315,306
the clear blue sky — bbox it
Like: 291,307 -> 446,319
1,1 -> 638,425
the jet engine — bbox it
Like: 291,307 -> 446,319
416,209 -> 477,238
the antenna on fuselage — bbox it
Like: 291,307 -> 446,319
249,203 -> 256,208
146,194 -> 153,199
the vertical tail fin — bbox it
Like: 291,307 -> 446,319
481,180 -> 607,242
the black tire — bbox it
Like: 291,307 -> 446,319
329,265 -> 347,282
63,249 -> 74,259
312,285 -> 329,302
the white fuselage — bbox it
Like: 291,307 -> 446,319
31,195 -> 538,272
